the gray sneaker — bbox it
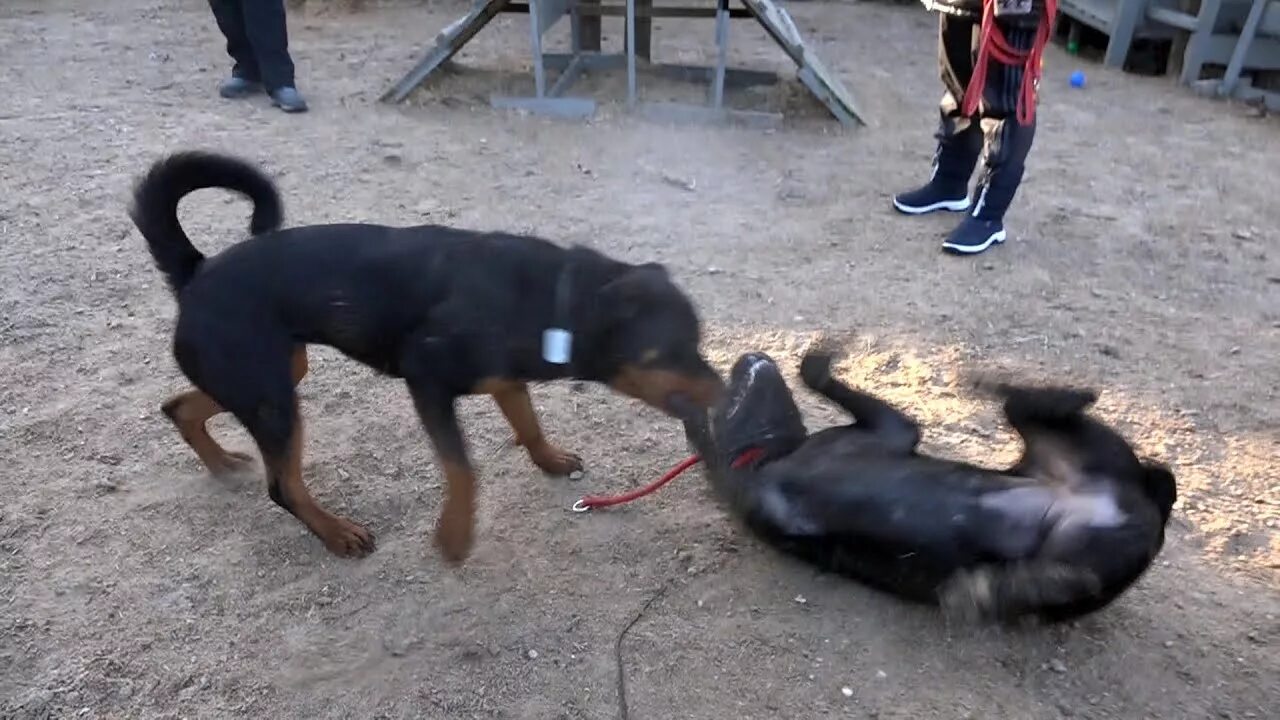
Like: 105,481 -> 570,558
270,87 -> 309,113
218,76 -> 262,99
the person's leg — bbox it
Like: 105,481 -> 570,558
207,0 -> 262,98
240,0 -> 308,112
892,13 -> 984,215
942,21 -> 1039,255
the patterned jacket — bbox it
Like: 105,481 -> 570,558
920,0 -> 1048,29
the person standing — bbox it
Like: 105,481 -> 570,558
892,0 -> 1054,255
207,0 -> 308,113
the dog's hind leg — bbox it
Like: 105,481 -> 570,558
162,390 -> 256,476
799,350 -> 921,453
995,385 -> 1102,482
246,392 -> 376,558
162,346 -> 310,477
178,333 -> 372,557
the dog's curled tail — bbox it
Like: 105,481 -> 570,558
129,151 -> 284,295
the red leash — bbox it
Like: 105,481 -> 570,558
961,0 -> 1057,126
572,447 -> 766,512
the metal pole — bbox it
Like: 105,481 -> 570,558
626,0 -> 637,106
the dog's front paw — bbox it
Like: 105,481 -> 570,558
799,347 -> 838,390
434,502 -> 475,565
527,441 -> 584,477
318,515 -> 377,558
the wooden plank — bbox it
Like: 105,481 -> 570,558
1162,0 -> 1201,80
1263,0 -> 1280,35
1104,0 -> 1147,68
737,0 -> 866,125
1221,0 -> 1269,94
508,3 -> 754,19
380,0 -> 511,103
1204,32 -> 1280,68
1057,0 -> 1119,33
535,0 -> 575,36
1148,6 -> 1200,30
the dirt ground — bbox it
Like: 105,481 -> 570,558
1,0 -> 1277,718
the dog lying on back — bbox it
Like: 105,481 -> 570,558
130,151 -> 723,564
682,346 -> 1177,624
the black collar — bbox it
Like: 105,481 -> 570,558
554,262 -> 572,332
544,263 -> 577,376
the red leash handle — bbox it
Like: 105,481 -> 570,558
961,0 -> 1057,126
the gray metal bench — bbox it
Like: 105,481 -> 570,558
1093,0 -> 1280,84
1213,0 -> 1280,109
380,0 -> 867,127
1055,0 -> 1174,68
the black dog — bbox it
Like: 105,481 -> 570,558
682,347 -> 1177,624
131,151 -> 723,564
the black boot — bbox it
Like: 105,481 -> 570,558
942,117 -> 1035,255
893,122 -> 983,215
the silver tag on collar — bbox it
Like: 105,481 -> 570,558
542,328 -> 572,364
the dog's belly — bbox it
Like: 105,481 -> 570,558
284,281 -> 427,377
976,485 -> 1130,559
741,463 -> 994,591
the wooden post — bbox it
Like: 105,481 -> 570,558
578,0 -> 602,51
636,0 -> 653,60
1165,0 -> 1200,79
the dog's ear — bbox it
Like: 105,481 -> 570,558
598,264 -> 673,322
1139,458 -> 1177,521
636,261 -> 669,277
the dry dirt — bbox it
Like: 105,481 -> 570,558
1,0 -> 1278,718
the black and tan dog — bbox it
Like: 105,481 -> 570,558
130,151 -> 723,564
683,345 -> 1177,624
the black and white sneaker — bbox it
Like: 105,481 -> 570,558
219,75 -> 262,99
269,86 -> 309,113
892,183 -> 971,215
941,216 -> 1006,255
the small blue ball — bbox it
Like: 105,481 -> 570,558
1070,71 -> 1086,88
